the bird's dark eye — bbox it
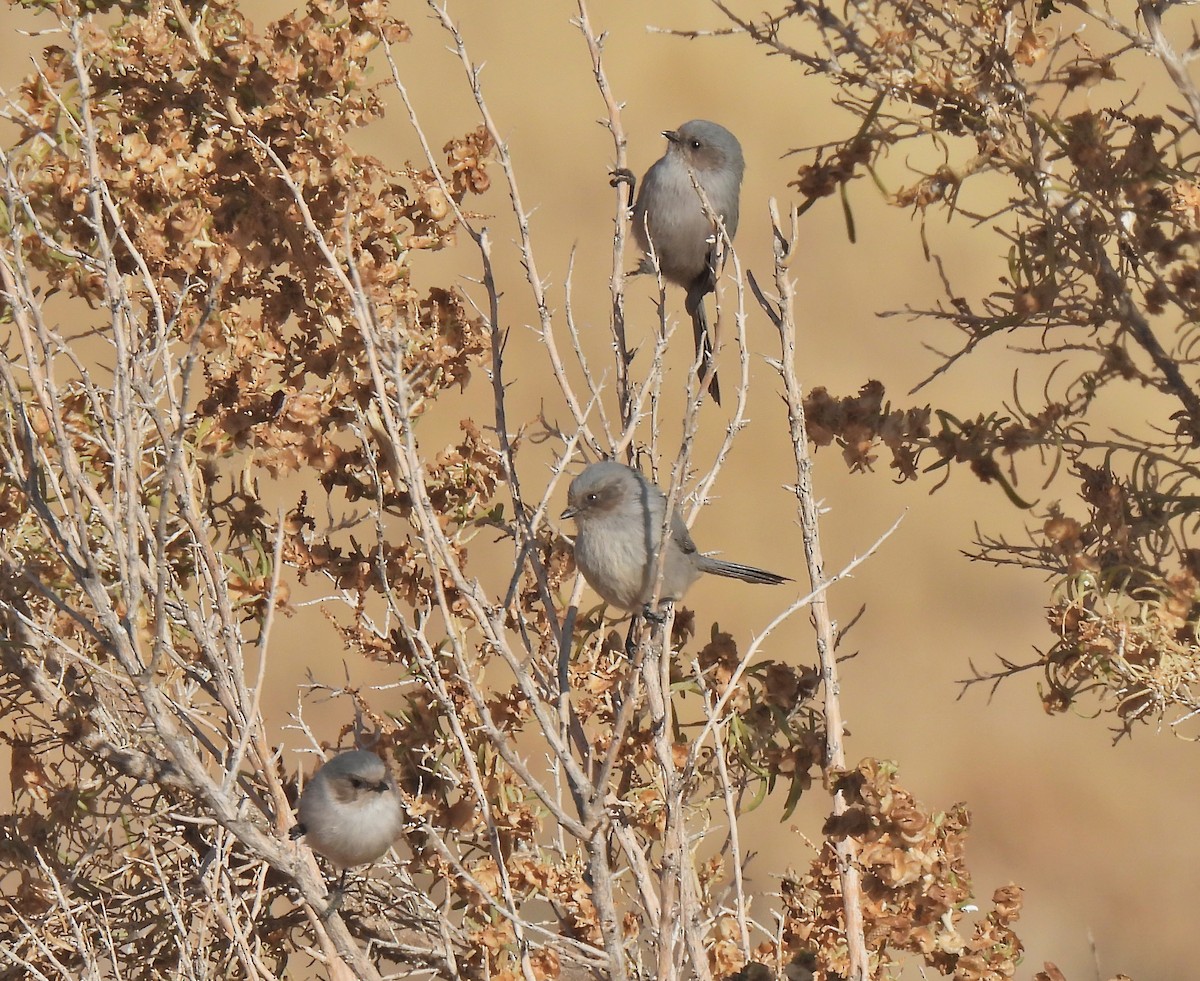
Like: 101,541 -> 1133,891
690,139 -> 702,150
586,492 -> 598,503
348,777 -> 363,788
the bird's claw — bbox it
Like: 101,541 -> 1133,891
640,604 -> 668,626
609,167 -> 637,204
321,889 -> 345,920
321,870 -> 348,920
609,167 -> 636,188
623,624 -> 638,660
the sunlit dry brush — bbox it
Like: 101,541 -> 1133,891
703,0 -> 1200,737
0,0 -> 1162,979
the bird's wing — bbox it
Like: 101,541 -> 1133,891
670,509 -> 698,556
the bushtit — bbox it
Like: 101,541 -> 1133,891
560,460 -> 788,614
631,120 -> 744,405
294,750 -> 404,870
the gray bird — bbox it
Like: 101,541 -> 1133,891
294,750 -> 404,870
631,120 -> 745,405
560,460 -> 788,614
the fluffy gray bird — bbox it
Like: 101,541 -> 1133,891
294,750 -> 404,870
560,460 -> 788,614
631,120 -> 745,405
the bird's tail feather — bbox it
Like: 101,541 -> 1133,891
688,296 -> 721,405
696,556 -> 790,585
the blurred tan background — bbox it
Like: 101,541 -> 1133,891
3,1 -> 1197,977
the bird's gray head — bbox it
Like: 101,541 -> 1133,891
561,461 -> 642,526
664,120 -> 744,178
322,750 -> 393,803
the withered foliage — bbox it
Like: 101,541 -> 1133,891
781,761 -> 1023,981
0,0 -> 516,975
711,0 -> 1200,735
0,0 -> 1163,978
6,0 -> 495,609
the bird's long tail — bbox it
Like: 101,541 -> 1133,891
686,292 -> 721,405
696,556 -> 790,585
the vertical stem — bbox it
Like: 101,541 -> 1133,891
574,0 -> 634,429
758,199 -> 869,980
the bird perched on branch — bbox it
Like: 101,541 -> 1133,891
560,460 -> 788,616
623,119 -> 745,405
293,749 -> 404,900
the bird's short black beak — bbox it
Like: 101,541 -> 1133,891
560,505 -> 577,520
662,129 -> 680,144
